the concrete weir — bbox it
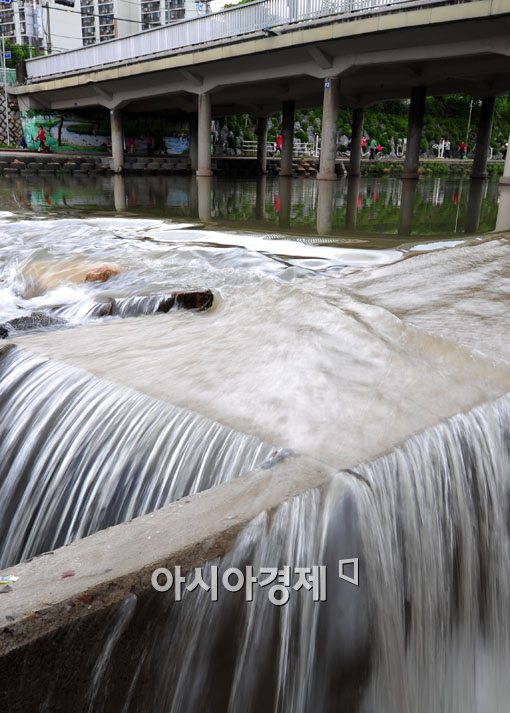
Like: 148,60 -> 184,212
0,455 -> 335,656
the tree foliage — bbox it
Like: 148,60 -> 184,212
3,40 -> 30,69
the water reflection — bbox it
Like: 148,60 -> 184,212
465,179 -> 487,234
398,180 -> 418,237
0,173 -> 501,244
496,185 -> 510,233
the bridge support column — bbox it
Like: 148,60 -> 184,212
197,176 -> 212,222
501,134 -> 510,186
471,96 -> 495,179
348,108 -> 364,177
318,77 -> 340,181
280,101 -> 295,177
110,108 -> 124,174
402,86 -> 426,179
256,117 -> 268,175
197,93 -> 212,177
113,174 -> 126,212
189,114 -> 198,172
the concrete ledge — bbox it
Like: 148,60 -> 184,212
0,454 -> 336,656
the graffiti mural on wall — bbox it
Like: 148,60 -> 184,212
20,111 -> 190,155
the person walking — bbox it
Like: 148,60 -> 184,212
369,137 -> 377,160
444,138 -> 451,159
36,125 -> 46,152
458,140 -> 467,160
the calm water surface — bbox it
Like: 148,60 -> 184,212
0,174 -> 504,246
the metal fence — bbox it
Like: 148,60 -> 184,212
3,68 -> 17,86
242,139 -> 316,156
26,0 -> 477,81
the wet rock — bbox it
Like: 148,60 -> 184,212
84,264 -> 122,283
174,290 -> 214,311
0,312 -> 67,338
110,290 -> 213,318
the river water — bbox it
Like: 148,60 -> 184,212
1,174 -> 510,711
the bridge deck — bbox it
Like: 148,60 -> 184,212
25,0 -> 482,81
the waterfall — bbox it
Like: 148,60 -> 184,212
356,393 -> 510,713
97,392 -> 510,713
0,345 -> 274,569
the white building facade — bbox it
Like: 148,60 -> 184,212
0,0 -> 211,52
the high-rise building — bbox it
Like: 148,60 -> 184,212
0,0 -> 82,53
0,0 -> 212,52
80,0 -> 141,45
141,0 -> 204,30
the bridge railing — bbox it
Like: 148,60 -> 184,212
25,0 -> 476,81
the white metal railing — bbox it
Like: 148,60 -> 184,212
242,139 -> 316,156
25,0 -> 478,81
241,140 -> 276,155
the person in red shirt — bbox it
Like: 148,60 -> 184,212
458,140 -> 467,159
276,134 -> 283,153
36,125 -> 46,151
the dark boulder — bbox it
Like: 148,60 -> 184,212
0,312 -> 67,338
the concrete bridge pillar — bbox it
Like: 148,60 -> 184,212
318,77 -> 341,181
189,114 -> 198,172
501,131 -> 510,186
110,108 -> 124,174
280,100 -> 295,177
348,108 -> 364,177
471,96 -> 495,179
256,116 -> 268,175
402,86 -> 426,179
113,174 -> 126,212
197,176 -> 212,221
197,93 -> 212,177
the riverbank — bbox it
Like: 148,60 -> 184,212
0,151 -> 504,178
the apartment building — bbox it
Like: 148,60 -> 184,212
0,0 -> 82,52
141,0 -> 208,30
0,0 -> 212,51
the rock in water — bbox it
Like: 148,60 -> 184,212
84,264 -> 122,283
174,290 -> 214,311
0,312 -> 67,338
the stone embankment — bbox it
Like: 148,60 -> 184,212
0,151 -> 504,178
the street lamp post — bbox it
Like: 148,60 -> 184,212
1,34 -> 10,146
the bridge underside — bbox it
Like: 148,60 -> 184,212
12,7 -> 510,118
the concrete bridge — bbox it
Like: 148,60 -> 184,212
10,0 -> 510,180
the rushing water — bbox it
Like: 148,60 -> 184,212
74,394 -> 510,713
0,345 -> 273,568
1,174 -> 510,711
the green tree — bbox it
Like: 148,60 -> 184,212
3,40 -> 30,69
